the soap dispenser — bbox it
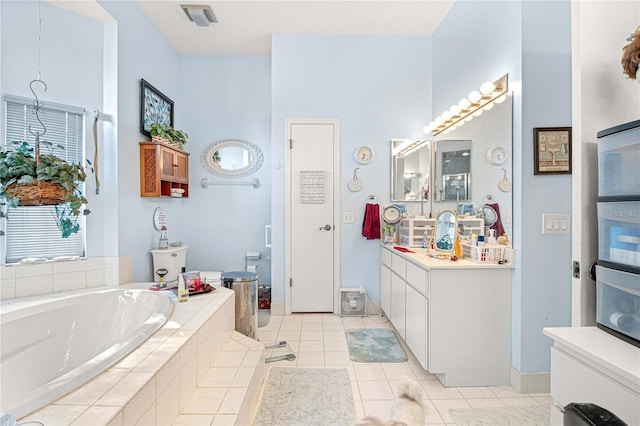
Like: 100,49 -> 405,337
487,229 -> 497,245
177,267 -> 189,303
159,226 -> 169,249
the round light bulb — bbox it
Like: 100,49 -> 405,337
442,110 -> 452,120
483,102 -> 494,111
435,116 -> 445,125
468,90 -> 482,103
449,105 -> 461,115
480,81 -> 495,95
472,108 -> 483,118
442,128 -> 450,135
464,115 -> 474,122
458,98 -> 471,110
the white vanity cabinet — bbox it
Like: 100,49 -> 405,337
380,245 -> 512,387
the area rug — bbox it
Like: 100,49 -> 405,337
449,404 -> 551,425
346,328 -> 407,363
252,367 -> 355,426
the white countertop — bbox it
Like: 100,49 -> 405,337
543,326 -> 640,391
382,244 -> 515,270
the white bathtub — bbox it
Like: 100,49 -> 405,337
0,288 -> 174,419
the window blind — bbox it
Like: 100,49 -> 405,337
3,95 -> 86,263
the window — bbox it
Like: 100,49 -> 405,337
3,95 -> 86,263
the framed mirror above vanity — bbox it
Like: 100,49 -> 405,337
389,94 -> 513,240
391,139 -> 430,202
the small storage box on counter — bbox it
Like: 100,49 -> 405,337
461,242 -> 506,263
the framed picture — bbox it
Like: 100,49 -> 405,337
140,79 -> 174,137
533,127 -> 572,175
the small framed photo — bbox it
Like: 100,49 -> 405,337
140,79 -> 174,137
533,127 -> 572,175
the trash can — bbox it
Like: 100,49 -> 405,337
221,271 -> 258,340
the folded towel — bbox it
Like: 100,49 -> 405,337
362,203 -> 381,240
393,246 -> 415,253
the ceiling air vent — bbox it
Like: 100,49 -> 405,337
181,4 -> 216,27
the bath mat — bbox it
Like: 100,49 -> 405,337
252,367 -> 355,426
449,404 -> 550,425
346,328 -> 407,362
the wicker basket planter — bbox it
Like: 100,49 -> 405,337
4,181 -> 67,206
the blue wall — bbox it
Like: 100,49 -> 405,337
180,56 -> 272,280
0,1 -> 108,259
432,0 -> 572,373
270,34 -> 432,309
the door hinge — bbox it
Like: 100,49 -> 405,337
290,278 -> 293,287
289,139 -> 294,149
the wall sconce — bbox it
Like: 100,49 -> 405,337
423,74 -> 509,136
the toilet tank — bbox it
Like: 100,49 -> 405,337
151,245 -> 188,283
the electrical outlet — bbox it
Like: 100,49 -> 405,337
343,212 -> 354,223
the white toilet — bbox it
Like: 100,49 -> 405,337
150,245 -> 188,283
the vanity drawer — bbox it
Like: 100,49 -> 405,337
406,261 -> 429,296
381,247 -> 392,267
391,254 -> 407,279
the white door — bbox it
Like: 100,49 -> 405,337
286,119 -> 340,313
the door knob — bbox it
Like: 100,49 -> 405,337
319,224 -> 333,231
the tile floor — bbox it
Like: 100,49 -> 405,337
256,312 -> 554,425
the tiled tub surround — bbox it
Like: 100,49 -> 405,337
0,255 -> 133,300
13,284 -> 265,425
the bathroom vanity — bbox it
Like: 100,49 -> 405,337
380,244 -> 513,387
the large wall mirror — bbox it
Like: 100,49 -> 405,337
389,95 -> 513,238
201,138 -> 264,178
391,139 -> 430,202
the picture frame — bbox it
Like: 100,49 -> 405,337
533,127 -> 572,175
140,79 -> 174,137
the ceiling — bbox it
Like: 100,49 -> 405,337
49,1 -> 456,56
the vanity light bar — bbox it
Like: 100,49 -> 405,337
423,74 -> 509,136
396,140 -> 427,158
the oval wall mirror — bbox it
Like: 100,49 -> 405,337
201,139 -> 264,178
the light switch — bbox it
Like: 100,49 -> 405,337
343,212 -> 354,224
542,214 -> 570,235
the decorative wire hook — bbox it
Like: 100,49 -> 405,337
28,78 -> 48,137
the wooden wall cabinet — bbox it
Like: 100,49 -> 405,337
139,142 -> 190,198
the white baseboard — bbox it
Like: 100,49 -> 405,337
511,367 -> 551,393
270,303 -> 285,315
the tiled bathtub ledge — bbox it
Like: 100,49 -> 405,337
19,284 -> 265,426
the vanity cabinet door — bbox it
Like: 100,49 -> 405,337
381,263 -> 391,317
390,272 -> 406,339
405,284 -> 426,368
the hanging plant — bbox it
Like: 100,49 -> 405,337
0,141 -> 89,238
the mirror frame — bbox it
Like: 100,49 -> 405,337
200,138 -> 264,178
431,209 -> 458,256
